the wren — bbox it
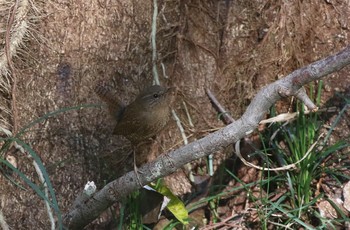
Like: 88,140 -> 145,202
96,84 -> 174,144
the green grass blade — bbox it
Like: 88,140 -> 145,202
269,201 -> 315,229
10,138 -> 63,229
1,158 -> 52,204
17,104 -> 101,136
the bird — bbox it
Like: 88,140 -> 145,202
112,85 -> 174,144
95,82 -> 175,180
96,83 -> 174,144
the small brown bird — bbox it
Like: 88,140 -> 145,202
96,83 -> 174,143
112,85 -> 174,144
96,83 -> 175,182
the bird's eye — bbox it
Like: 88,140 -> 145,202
153,93 -> 159,98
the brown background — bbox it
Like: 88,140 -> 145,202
0,0 -> 350,229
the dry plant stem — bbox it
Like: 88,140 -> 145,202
260,107 -> 338,124
5,1 -> 18,72
201,213 -> 243,230
234,134 -> 322,171
1,0 -> 28,79
267,221 -> 294,230
172,109 -> 188,145
63,45 -> 350,229
151,0 -> 159,85
5,0 -> 20,134
172,108 -> 195,181
182,101 -> 194,127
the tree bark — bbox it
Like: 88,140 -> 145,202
63,45 -> 350,229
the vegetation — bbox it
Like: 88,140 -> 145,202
1,82 -> 349,229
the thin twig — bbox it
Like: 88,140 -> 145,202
160,62 -> 168,79
182,101 -> 194,127
172,109 -> 188,145
206,88 -> 235,124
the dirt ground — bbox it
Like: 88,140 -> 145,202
0,0 -> 350,229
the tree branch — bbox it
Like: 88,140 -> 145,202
63,45 -> 350,229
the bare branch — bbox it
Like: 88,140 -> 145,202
63,45 -> 350,229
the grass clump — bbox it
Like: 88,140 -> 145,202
254,82 -> 350,229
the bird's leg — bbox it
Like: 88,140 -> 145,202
133,148 -> 143,187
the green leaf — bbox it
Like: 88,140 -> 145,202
152,180 -> 189,225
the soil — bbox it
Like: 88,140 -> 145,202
0,0 -> 349,229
